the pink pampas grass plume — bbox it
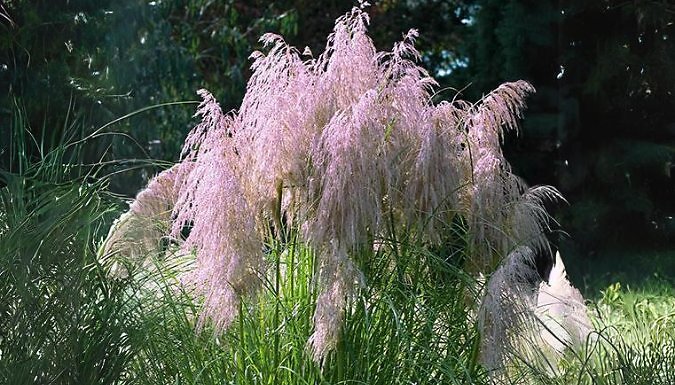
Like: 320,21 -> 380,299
100,162 -> 188,278
172,90 -> 264,331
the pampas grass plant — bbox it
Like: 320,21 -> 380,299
104,5 -> 561,366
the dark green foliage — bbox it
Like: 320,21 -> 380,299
0,109 -> 140,384
0,0 -> 120,168
0,0 -> 297,194
450,0 -> 675,257
0,177 -> 133,384
556,1 -> 675,251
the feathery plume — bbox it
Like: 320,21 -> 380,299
478,246 -> 541,374
479,247 -> 593,379
536,251 -> 593,354
463,81 -> 559,268
171,90 -> 264,331
99,163 -> 188,278
307,243 -> 364,362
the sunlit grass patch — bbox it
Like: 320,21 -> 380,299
515,281 -> 675,385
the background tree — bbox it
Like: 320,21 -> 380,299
0,0 -> 297,192
449,0 -> 675,272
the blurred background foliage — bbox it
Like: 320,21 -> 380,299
456,0 -> 675,279
1,0 -> 673,281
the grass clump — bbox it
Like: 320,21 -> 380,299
0,104 -> 144,384
123,228 -> 488,385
